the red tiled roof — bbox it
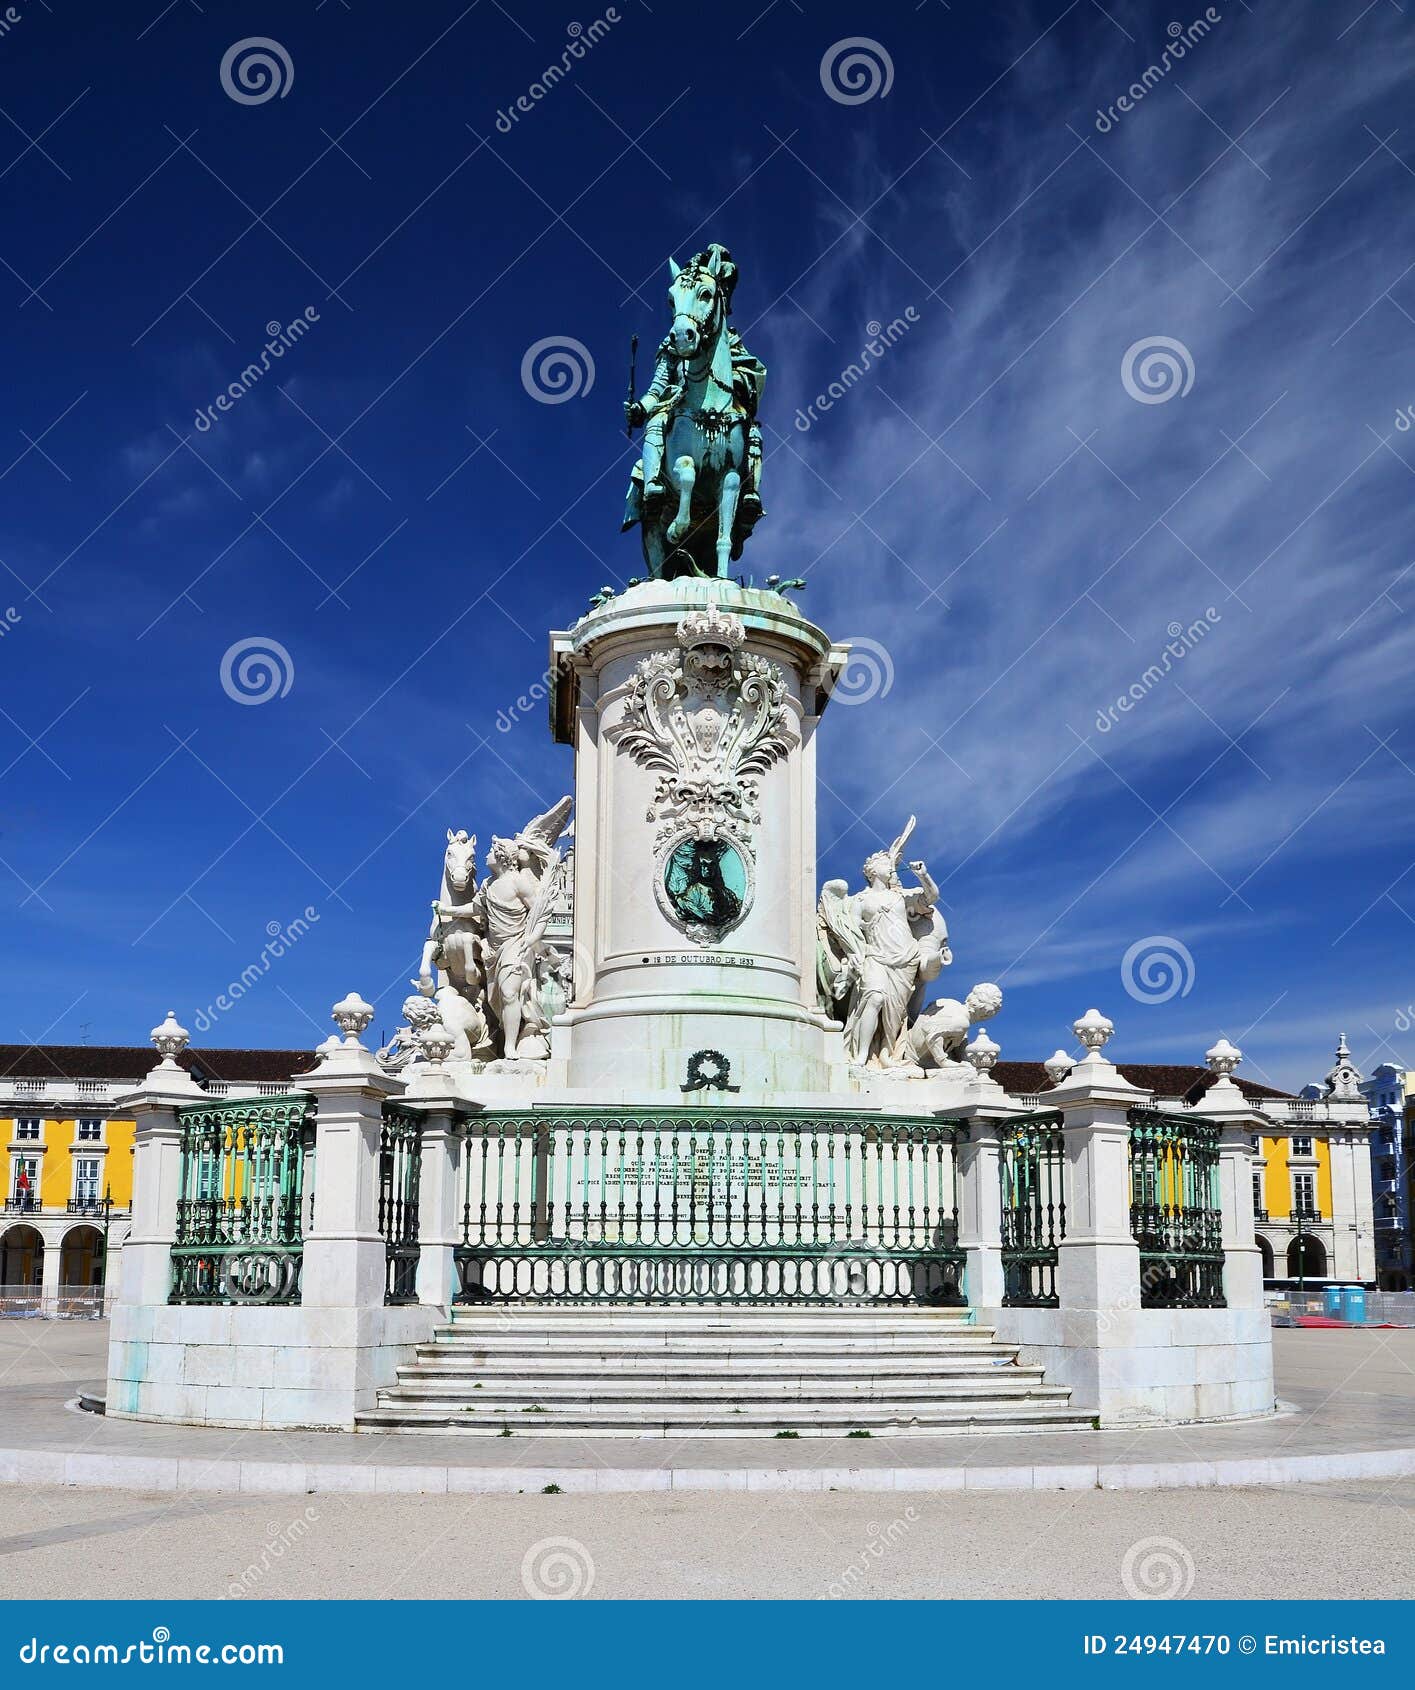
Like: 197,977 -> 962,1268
992,1059 -> 1294,1102
0,1045 -> 316,1084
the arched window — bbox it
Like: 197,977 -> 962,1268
1255,1234 -> 1274,1278
59,1225 -> 105,1289
0,1223 -> 43,1288
1286,1235 -> 1327,1279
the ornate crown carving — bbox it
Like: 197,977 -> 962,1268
677,605 -> 745,653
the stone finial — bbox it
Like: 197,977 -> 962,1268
1043,1048 -> 1074,1085
1205,1036 -> 1242,1077
1072,1008 -> 1114,1060
331,992 -> 375,1046
966,1031 -> 1000,1073
1324,1031 -> 1363,1101
150,1009 -> 190,1070
314,1034 -> 342,1063
419,1021 -> 455,1065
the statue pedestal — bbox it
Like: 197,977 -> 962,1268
548,578 -> 851,1099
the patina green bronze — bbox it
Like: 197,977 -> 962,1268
623,242 -> 766,579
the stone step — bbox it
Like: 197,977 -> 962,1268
367,1303 -> 1082,1438
404,1350 -> 1025,1375
354,1401 -> 1094,1437
379,1376 -> 1071,1405
427,1330 -> 1002,1353
448,1305 -> 975,1326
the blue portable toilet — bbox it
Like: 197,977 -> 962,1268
1342,1286 -> 1367,1324
1323,1285 -> 1345,1319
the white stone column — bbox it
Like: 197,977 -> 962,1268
41,1236 -> 62,1304
114,1012 -> 203,1308
402,1044 -> 473,1310
953,1093 -> 1013,1311
1194,1039 -> 1264,1310
1050,1012 -> 1146,1315
299,995 -> 405,1312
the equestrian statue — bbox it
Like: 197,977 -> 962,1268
623,243 -> 766,579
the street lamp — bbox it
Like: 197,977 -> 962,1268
99,1184 -> 113,1313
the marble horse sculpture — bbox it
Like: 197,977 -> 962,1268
623,243 -> 766,579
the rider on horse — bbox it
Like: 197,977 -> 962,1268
622,243 -> 766,577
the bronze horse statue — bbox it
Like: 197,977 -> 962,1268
623,244 -> 766,578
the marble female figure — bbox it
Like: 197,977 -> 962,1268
841,819 -> 943,1068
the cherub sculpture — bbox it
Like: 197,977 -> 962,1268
902,983 -> 1004,1071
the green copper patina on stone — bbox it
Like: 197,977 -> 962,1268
623,242 -> 766,580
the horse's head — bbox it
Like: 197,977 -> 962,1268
667,246 -> 730,358
443,828 -> 477,894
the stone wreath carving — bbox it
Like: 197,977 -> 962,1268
608,605 -> 795,939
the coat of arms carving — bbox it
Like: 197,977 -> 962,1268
607,605 -> 795,941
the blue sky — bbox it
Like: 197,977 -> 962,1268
2,0 -> 1412,1091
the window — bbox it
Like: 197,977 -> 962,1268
1382,1159 -> 1398,1181
10,1155 -> 38,1207
1252,1172 -> 1264,1215
13,1119 -> 40,1141
1250,1134 -> 1261,1151
76,1119 -> 102,1142
72,1158 -> 101,1205
1293,1172 -> 1317,1217
1290,1136 -> 1313,1157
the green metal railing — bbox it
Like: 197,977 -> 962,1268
453,1109 -> 966,1305
170,1094 -> 314,1305
379,1107 -> 423,1305
1000,1111 -> 1066,1307
1128,1108 -> 1225,1308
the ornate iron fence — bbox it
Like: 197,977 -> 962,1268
453,1109 -> 966,1305
170,1094 -> 314,1305
1128,1108 -> 1225,1308
1000,1111 -> 1065,1307
379,1106 -> 423,1305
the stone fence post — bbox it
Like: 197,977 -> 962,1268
1193,1037 -> 1265,1311
952,1065 -> 1017,1311
401,1035 -> 476,1310
114,1011 -> 203,1309
299,994 -> 405,1312
1051,1010 -> 1146,1316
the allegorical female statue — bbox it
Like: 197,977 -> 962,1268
819,818 -> 950,1069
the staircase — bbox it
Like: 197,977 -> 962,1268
356,1305 -> 1093,1437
